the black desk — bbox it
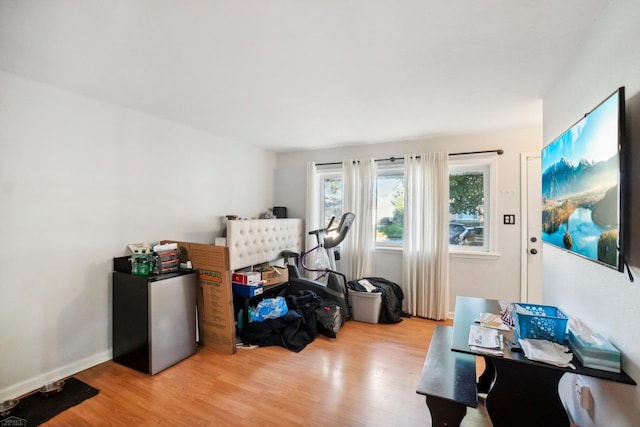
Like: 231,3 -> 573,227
416,325 -> 478,426
452,296 -> 636,427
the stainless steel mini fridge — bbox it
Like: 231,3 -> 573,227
112,261 -> 197,375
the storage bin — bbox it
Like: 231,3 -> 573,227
232,283 -> 264,297
513,303 -> 568,343
349,291 -> 382,324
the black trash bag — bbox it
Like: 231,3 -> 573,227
315,303 -> 342,338
288,290 -> 342,339
286,289 -> 322,341
287,289 -> 322,310
242,290 -> 342,352
241,310 -> 314,352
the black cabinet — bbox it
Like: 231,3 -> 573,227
112,268 -> 197,374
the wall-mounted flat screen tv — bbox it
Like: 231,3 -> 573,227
541,87 -> 625,272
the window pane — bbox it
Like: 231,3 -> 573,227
323,177 -> 343,226
376,174 -> 404,244
449,171 -> 485,246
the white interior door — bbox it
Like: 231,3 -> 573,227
520,153 -> 542,303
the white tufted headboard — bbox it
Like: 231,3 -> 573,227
226,218 -> 304,270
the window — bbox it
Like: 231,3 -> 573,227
319,165 -> 405,246
317,155 -> 496,253
321,172 -> 343,228
449,157 -> 496,253
375,167 -> 404,245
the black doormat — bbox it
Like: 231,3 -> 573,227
1,377 -> 99,426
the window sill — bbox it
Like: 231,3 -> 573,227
374,245 -> 403,254
449,250 -> 501,260
374,245 -> 500,260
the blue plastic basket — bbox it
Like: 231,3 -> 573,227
513,303 -> 568,343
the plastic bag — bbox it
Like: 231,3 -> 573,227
249,296 -> 289,322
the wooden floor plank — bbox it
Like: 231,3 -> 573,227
41,317 -> 491,426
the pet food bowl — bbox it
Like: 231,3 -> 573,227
0,399 -> 19,417
39,380 -> 65,397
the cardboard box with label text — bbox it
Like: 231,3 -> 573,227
171,241 -> 236,354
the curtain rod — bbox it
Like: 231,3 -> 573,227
315,149 -> 504,167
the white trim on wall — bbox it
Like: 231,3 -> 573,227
0,350 -> 111,401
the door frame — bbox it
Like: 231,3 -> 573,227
520,152 -> 542,302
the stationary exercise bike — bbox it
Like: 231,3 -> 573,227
282,212 -> 356,319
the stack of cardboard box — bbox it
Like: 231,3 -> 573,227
231,271 -> 264,297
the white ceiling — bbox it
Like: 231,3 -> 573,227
0,0 -> 609,152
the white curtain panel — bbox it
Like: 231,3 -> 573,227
402,152 -> 450,320
304,162 -> 323,278
342,158 -> 377,282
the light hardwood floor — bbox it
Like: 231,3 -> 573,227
45,317 -> 491,426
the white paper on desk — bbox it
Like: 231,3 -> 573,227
470,345 -> 504,356
519,338 -> 575,369
475,312 -> 510,331
469,324 -> 501,348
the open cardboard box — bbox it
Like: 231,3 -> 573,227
259,265 -> 289,286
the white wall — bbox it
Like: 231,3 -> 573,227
542,1 -> 640,425
275,127 -> 541,311
0,71 -> 275,400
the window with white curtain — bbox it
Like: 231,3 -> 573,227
316,155 -> 497,253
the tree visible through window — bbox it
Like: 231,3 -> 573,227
376,174 -> 404,244
450,173 -> 484,217
449,168 -> 487,248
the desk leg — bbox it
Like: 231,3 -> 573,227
425,395 -> 467,427
477,356 -> 495,393
485,358 -> 569,427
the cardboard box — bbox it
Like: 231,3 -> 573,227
232,271 -> 262,285
260,266 -> 289,286
232,283 -> 264,297
170,241 -> 236,354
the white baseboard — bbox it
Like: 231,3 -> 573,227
0,350 -> 112,401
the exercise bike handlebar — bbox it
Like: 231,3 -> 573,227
323,212 -> 355,249
326,215 -> 336,231
308,215 -> 336,238
303,212 -> 355,259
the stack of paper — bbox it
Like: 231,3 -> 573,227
475,312 -> 510,331
519,338 -> 575,369
468,324 -> 504,356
